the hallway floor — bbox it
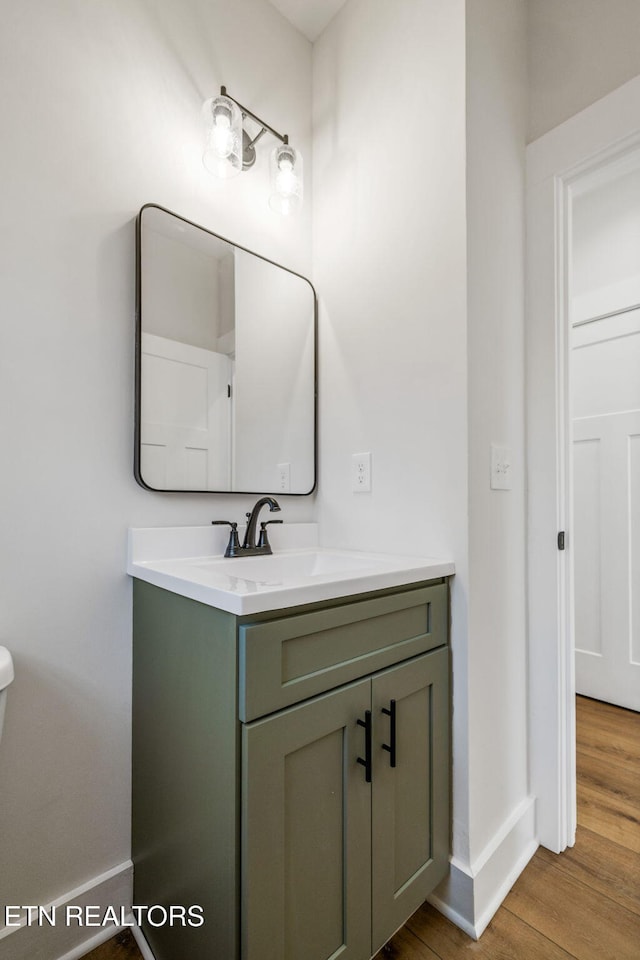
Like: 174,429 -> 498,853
84,696 -> 639,960
375,695 -> 640,960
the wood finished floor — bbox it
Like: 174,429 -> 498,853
84,696 -> 639,960
81,929 -> 142,960
376,696 -> 640,960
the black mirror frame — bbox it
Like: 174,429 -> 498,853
134,203 -> 318,496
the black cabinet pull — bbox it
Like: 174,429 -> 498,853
356,710 -> 372,783
381,699 -> 396,768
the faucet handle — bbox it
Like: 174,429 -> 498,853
257,519 -> 283,551
211,520 -> 241,558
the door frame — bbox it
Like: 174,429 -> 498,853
526,75 -> 640,853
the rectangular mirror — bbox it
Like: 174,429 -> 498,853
135,205 -> 316,494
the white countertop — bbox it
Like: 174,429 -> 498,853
127,524 -> 455,615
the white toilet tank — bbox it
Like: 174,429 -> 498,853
0,646 -> 14,743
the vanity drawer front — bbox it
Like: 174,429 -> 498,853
239,582 -> 447,721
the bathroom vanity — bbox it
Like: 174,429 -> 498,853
129,526 -> 453,960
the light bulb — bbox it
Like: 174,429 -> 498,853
212,113 -> 235,159
269,144 -> 303,215
202,95 -> 242,179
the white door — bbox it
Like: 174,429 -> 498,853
140,333 -> 232,490
572,312 -> 640,710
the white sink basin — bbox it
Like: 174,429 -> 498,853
190,549 -> 394,583
128,525 -> 454,615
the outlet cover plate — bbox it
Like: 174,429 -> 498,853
277,462 -> 291,493
352,452 -> 371,493
491,444 -> 512,490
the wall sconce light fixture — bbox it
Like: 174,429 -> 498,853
202,86 -> 303,215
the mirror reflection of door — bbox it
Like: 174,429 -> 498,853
136,205 -> 316,494
141,334 -> 233,490
140,210 -> 235,490
570,161 -> 640,711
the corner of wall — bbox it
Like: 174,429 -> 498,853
429,797 -> 537,939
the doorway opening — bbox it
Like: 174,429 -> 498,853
569,156 -> 640,714
526,76 -> 640,855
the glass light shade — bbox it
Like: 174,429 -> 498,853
202,95 -> 243,179
269,144 -> 303,215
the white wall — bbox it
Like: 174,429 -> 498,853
312,0 -> 472,897
313,0 -> 531,935
571,163 -> 640,322
0,0 -> 312,951
312,0 -> 468,572
466,0 -> 528,862
456,1 -> 532,931
527,0 -> 640,142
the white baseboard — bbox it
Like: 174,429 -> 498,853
428,796 -> 537,939
58,914 -> 156,960
0,860 -> 133,960
0,800 -> 535,956
131,920 -> 156,960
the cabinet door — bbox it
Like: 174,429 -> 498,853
371,648 -> 449,952
242,679 -> 372,960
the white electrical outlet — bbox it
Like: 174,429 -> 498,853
352,452 -> 371,492
491,444 -> 512,490
277,462 -> 291,493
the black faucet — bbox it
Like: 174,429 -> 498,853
212,496 -> 282,558
242,497 -> 281,552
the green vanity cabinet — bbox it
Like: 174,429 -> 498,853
370,649 -> 449,951
243,648 -> 449,960
242,678 -> 373,960
132,577 -> 450,960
